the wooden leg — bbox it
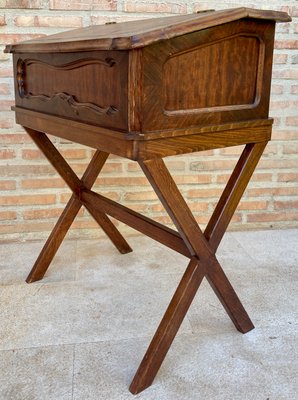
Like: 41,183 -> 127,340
84,205 -> 132,254
140,157 -> 253,332
205,142 -> 268,252
206,258 -> 254,333
129,257 -> 206,394
26,194 -> 81,283
25,130 -> 131,283
131,156 -> 259,393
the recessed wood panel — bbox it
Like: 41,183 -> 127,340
141,19 -> 275,134
14,51 -> 128,131
163,35 -> 261,112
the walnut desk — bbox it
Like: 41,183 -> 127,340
5,8 -> 291,394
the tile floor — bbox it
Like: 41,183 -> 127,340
0,229 -> 297,400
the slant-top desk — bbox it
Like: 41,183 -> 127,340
5,8 -> 291,394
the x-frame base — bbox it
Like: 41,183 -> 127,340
24,128 -> 267,395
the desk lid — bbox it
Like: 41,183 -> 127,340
5,7 -> 290,53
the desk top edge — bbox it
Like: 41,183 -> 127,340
4,8 -> 291,54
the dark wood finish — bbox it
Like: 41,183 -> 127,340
25,136 -> 132,283
6,10 -> 290,140
14,51 -> 128,131
205,141 -> 268,252
5,8 -> 289,395
141,19 -> 275,132
15,107 -> 272,160
4,8 -> 290,53
139,158 -> 254,331
130,256 -> 206,394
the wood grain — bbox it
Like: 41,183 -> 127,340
5,8 -> 290,53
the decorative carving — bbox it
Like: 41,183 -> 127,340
24,92 -> 118,116
16,59 -> 26,98
16,57 -> 118,117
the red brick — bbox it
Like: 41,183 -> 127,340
124,191 -> 158,202
273,69 -> 298,79
258,158 -> 298,169
124,1 -> 187,13
97,176 -> 149,186
0,180 -> 16,190
0,194 -> 56,206
216,173 -> 272,184
248,187 -> 298,197
0,0 -> 42,8
49,0 -> 117,11
22,149 -> 86,160
286,117 -> 298,126
0,133 -> 31,144
237,201 -> 269,211
291,85 -> 298,94
0,119 -> 14,129
0,15 -> 6,26
0,211 -> 17,221
190,159 -> 236,171
247,212 -> 298,223
0,164 -> 57,176
174,174 -> 211,184
277,173 -> 298,182
289,6 -> 298,17
0,221 -> 60,235
14,15 -> 83,28
0,68 -> 13,78
21,178 -> 65,189
269,100 -> 289,110
0,34 -> 45,45
275,40 -> 298,49
283,144 -> 298,154
90,16 -> 110,25
188,202 -> 209,212
101,162 -> 123,173
164,160 -> 186,171
0,100 -> 15,111
22,149 -> 43,159
187,188 -> 223,199
273,54 -> 288,64
270,85 -> 283,95
126,162 -> 142,172
274,200 -> 298,210
0,149 -> 16,159
23,208 -> 66,220
272,130 -> 298,141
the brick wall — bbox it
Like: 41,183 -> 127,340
0,0 -> 297,241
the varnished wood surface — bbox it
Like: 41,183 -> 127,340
130,257 -> 206,394
15,107 -> 272,160
5,8 -> 290,53
6,8 -> 285,394
141,19 -> 275,132
14,51 -> 128,130
25,136 -> 132,283
8,11 -> 289,137
205,142 -> 268,252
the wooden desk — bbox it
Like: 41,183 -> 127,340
5,8 -> 291,394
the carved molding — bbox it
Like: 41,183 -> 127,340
23,92 -> 118,116
16,57 -> 118,117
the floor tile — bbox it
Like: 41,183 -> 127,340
0,344 -> 74,400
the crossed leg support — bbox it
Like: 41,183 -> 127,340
24,128 -> 267,394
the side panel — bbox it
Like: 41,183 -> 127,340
13,51 -> 129,131
141,19 -> 275,133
